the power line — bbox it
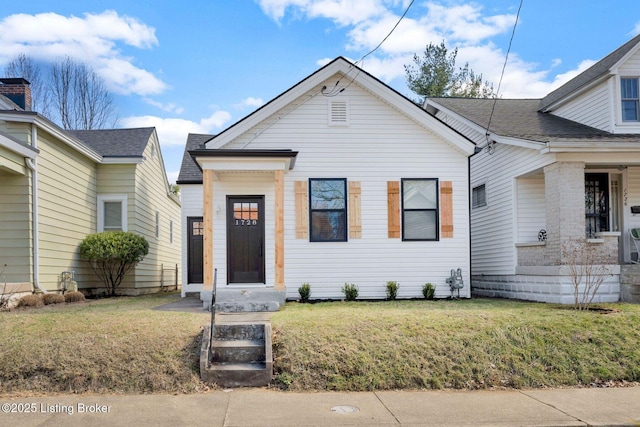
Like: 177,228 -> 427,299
322,0 -> 415,97
484,0 -> 524,154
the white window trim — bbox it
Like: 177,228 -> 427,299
615,76 -> 640,132
97,194 -> 128,232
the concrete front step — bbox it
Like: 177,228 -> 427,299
212,340 -> 265,364
200,323 -> 273,388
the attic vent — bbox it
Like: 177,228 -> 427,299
329,100 -> 349,125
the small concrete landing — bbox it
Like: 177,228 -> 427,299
200,323 -> 273,388
202,288 -> 285,312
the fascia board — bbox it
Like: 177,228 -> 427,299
0,132 -> 38,159
0,112 -> 102,162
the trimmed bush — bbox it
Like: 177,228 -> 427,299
42,293 -> 65,305
80,231 -> 149,296
298,283 -> 311,303
64,291 -> 86,303
385,281 -> 399,300
16,294 -> 44,308
422,283 -> 435,300
341,283 -> 359,301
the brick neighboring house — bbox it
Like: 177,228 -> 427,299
425,34 -> 640,303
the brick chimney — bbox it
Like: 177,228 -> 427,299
0,78 -> 32,111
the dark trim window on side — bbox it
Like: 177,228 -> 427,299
309,178 -> 347,242
621,77 -> 640,121
401,178 -> 439,241
472,183 -> 487,208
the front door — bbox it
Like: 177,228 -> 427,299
187,217 -> 204,283
227,196 -> 265,284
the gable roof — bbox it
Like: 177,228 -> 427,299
206,56 -> 475,156
428,98 -> 618,143
69,128 -> 154,158
176,133 -> 214,184
540,33 -> 640,111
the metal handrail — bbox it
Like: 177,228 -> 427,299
208,268 -> 217,351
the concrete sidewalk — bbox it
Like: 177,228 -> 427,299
1,386 -> 638,426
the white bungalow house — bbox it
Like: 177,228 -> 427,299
177,57 -> 476,308
425,33 -> 640,304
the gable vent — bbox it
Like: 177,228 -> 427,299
329,100 -> 349,125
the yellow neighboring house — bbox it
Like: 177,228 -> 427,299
0,78 -> 181,304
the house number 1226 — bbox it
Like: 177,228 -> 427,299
235,220 -> 257,226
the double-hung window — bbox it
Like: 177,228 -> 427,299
97,195 -> 127,232
621,77 -> 640,121
401,178 -> 439,241
309,178 -> 347,242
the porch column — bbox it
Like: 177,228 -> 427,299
544,161 -> 585,265
274,169 -> 285,290
203,169 -> 214,292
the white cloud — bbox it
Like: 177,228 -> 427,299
0,11 -> 166,96
261,0 -> 595,99
119,110 -> 232,147
144,98 -> 185,114
234,97 -> 265,109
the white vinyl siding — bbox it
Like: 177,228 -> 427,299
191,75 -> 471,299
553,80 -> 611,131
470,143 -> 555,275
515,175 -> 546,242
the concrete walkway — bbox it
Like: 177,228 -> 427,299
1,386 -> 638,426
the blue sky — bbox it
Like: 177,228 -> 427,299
2,1 -> 640,183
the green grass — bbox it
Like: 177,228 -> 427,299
2,295 -> 640,395
0,293 -> 208,396
271,299 -> 640,391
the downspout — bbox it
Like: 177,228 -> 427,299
25,124 -> 46,294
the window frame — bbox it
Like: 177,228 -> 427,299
401,178 -> 439,241
308,178 -> 348,242
621,77 -> 640,122
97,194 -> 128,232
472,183 -> 487,209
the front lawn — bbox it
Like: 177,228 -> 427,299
1,295 -> 639,395
271,299 -> 640,391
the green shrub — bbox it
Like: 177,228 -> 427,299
385,281 -> 399,300
16,294 -> 43,308
422,283 -> 435,300
298,283 -> 311,303
80,231 -> 149,297
64,291 -> 86,303
341,283 -> 359,301
42,293 -> 65,305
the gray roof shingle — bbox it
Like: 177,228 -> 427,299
431,98 -> 638,142
176,133 -> 214,184
69,128 -> 154,157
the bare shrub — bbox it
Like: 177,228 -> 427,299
562,238 -> 614,310
17,294 -> 44,308
42,293 -> 65,305
0,264 -> 13,310
64,291 -> 86,303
